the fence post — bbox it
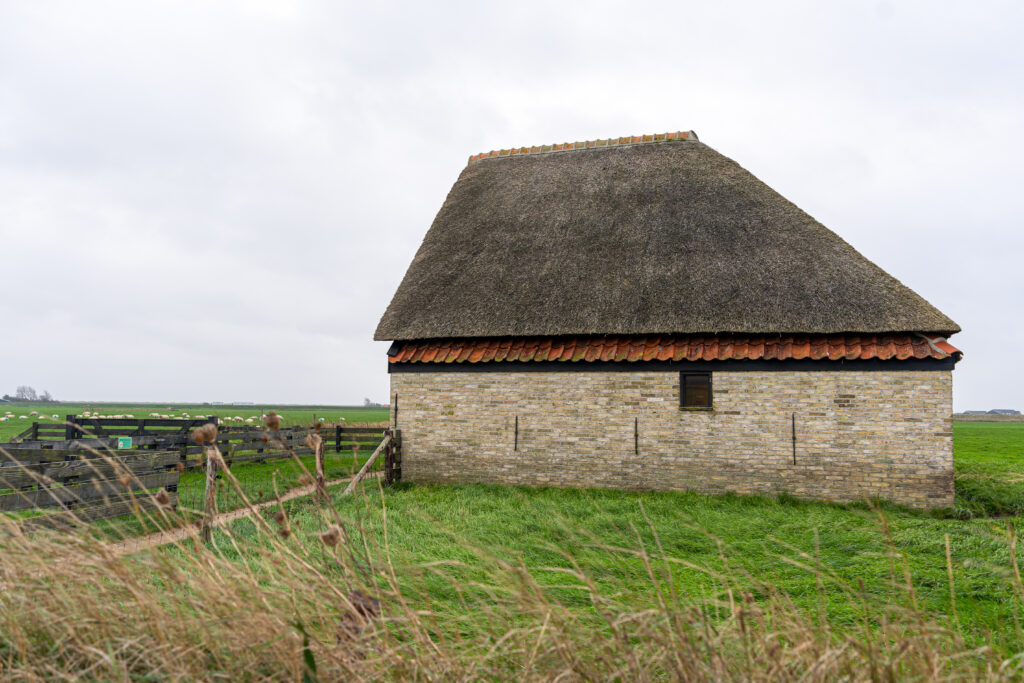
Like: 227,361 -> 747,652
201,445 -> 218,543
335,424 -> 341,453
315,437 -> 326,500
64,414 -> 77,441
30,422 -> 39,441
392,429 -> 401,483
384,428 -> 394,485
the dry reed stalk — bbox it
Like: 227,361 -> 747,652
0,443 -> 1022,680
192,423 -> 220,543
1,504 -> 1021,681
305,427 -> 326,501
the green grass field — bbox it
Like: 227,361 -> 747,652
203,419 -> 1024,655
2,418 -> 1022,677
0,401 -> 389,442
950,421 -> 1024,517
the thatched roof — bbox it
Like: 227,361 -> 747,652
375,132 -> 959,341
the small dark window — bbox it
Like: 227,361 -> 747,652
680,372 -> 712,408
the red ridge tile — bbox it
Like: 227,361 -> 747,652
656,339 -> 674,361
421,345 -> 440,363
454,344 -> 473,363
601,338 -> 619,362
389,333 -> 960,365
748,337 -> 765,360
827,337 -> 844,360
704,337 -> 719,361
791,337 -> 810,360
642,336 -> 660,362
536,338 -> 552,362
560,338 -> 577,361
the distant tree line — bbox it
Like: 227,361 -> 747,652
1,386 -> 55,402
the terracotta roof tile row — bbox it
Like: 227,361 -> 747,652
467,131 -> 696,165
389,334 -> 961,364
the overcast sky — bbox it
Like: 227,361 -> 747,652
1,1 -> 1021,410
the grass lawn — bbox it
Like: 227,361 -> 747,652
2,419 -> 1022,678
198,419 -> 1024,657
952,421 -> 1024,517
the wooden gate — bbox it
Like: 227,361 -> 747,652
0,448 -> 180,532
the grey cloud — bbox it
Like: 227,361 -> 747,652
0,0 -> 1020,409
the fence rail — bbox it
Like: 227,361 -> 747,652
6,420 -> 392,470
0,448 -> 180,532
2,420 -> 402,533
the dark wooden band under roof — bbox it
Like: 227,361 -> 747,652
388,333 -> 961,365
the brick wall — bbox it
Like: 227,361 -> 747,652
390,369 -> 954,508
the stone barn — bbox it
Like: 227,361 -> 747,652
375,131 -> 961,508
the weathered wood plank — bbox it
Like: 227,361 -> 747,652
1,448 -> 105,463
342,435 -> 391,497
11,425 -> 36,441
75,418 -> 209,428
0,471 -> 178,512
0,451 -> 180,489
15,493 -> 178,533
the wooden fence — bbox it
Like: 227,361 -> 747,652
10,416 -> 216,447
0,448 -> 180,532
6,419 -> 401,483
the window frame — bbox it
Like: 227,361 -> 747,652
679,371 -> 713,410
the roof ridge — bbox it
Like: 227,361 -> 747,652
467,130 -> 699,165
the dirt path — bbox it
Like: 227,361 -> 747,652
108,473 -> 380,556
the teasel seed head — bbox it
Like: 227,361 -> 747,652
319,526 -> 341,546
192,423 -> 218,445
263,411 -> 282,431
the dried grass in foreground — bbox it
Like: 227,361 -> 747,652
1,483 -> 1023,681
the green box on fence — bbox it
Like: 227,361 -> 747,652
117,437 -> 132,450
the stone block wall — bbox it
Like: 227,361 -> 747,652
389,369 -> 954,508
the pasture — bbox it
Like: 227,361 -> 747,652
0,401 -> 389,442
0,418 -> 1021,678
221,420 -> 1024,644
